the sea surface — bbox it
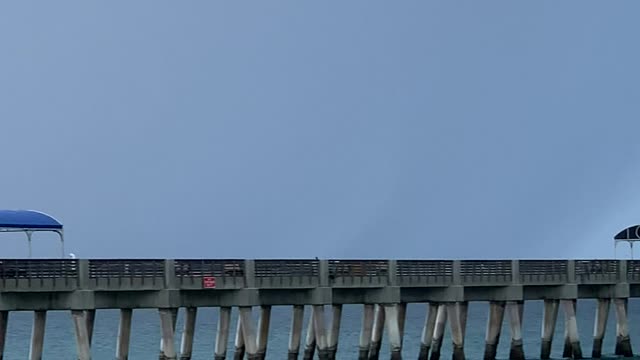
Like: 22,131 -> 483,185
4,299 -> 640,359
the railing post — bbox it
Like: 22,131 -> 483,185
511,260 -> 520,284
388,260 -> 398,286
78,259 -> 89,289
567,260 -> 576,283
319,260 -> 329,287
245,260 -> 256,288
619,260 -> 628,282
164,259 -> 176,289
453,260 -> 462,285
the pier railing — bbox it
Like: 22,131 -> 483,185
0,259 -> 635,291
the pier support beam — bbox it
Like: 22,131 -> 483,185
507,301 -> 524,360
447,302 -> 467,360
29,310 -> 46,360
256,305 -> 272,360
233,315 -> 245,360
116,309 -> 133,360
562,300 -> 582,359
359,304 -> 374,360
614,298 -> 633,357
430,304 -> 448,360
180,307 -> 197,360
384,304 -> 403,360
215,307 -> 231,360
419,303 -> 438,360
541,300 -> 559,360
484,301 -> 505,360
72,310 -> 92,360
288,305 -> 304,360
303,308 -> 316,360
591,299 -> 609,358
368,304 -> 385,360
85,309 -> 95,347
313,305 -> 330,360
159,308 -> 177,360
239,307 -> 259,360
0,311 -> 8,360
328,305 -> 342,360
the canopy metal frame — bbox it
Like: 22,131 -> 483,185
0,227 -> 65,258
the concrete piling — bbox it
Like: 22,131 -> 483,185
159,308 -> 178,360
591,299 -> 610,358
0,311 -> 8,360
215,307 -> 231,360
239,306 -> 259,360
328,304 -> 342,360
419,303 -> 438,360
384,304 -> 403,360
256,305 -> 272,360
484,301 -> 505,360
302,308 -> 316,360
507,301 -> 524,360
368,304 -> 385,360
614,298 -> 633,357
179,307 -> 197,360
288,305 -> 304,360
233,316 -> 245,360
85,309 -> 95,347
312,305 -> 330,360
115,309 -> 133,360
562,300 -> 582,359
29,310 -> 46,360
72,310 -> 92,360
430,304 -> 448,360
447,302 -> 467,360
540,300 -> 559,360
359,304 -> 374,360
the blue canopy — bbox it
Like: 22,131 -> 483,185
0,210 -> 63,230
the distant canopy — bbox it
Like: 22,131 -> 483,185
0,210 -> 64,258
614,225 -> 640,241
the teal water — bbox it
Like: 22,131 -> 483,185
4,299 -> 639,359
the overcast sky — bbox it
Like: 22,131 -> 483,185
1,2 -> 639,259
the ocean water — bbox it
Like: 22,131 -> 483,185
3,299 -> 640,359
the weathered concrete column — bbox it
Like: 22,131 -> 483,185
359,304 -> 374,360
540,299 -> 559,360
328,304 -> 342,360
180,307 -> 197,360
419,303 -> 439,360
368,304 -> 385,360
384,304 -> 403,360
233,316 -> 245,360
159,308 -> 178,360
430,304 -> 448,360
0,311 -> 8,359
29,310 -> 46,360
115,309 -> 133,360
256,305 -> 272,360
507,301 -> 524,360
72,310 -> 92,360
288,305 -> 304,360
398,302 -> 407,345
484,301 -> 505,360
240,306 -> 259,360
447,302 -> 467,360
614,298 -> 633,357
85,309 -> 95,347
313,305 -> 330,360
303,309 -> 316,360
591,299 -> 610,358
215,307 -> 231,360
562,300 -> 582,359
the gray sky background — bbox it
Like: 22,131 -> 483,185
1,2 -> 639,259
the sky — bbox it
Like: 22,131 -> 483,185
1,1 -> 639,259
